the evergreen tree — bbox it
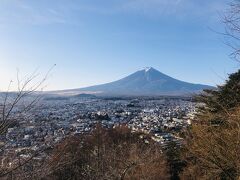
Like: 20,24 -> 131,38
197,69 -> 240,113
182,70 -> 240,179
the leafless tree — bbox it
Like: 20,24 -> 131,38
0,65 -> 55,135
222,1 -> 240,62
42,125 -> 169,180
0,65 -> 55,178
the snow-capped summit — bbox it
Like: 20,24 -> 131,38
142,67 -> 153,72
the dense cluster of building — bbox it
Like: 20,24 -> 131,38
0,96 -> 197,167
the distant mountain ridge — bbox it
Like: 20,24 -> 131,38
58,67 -> 214,96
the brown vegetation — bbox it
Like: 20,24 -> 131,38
182,70 -> 240,179
42,125 -> 169,180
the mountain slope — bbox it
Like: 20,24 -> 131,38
73,67 -> 213,96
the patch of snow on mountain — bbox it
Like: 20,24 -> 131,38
143,67 -> 152,72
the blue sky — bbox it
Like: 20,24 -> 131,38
0,0 -> 239,90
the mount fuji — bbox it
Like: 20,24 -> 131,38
60,67 -> 213,96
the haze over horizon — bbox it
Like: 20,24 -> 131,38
0,0 -> 239,91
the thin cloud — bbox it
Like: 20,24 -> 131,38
120,0 -> 228,19
0,0 -> 66,25
70,0 -> 228,21
0,0 -> 229,26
